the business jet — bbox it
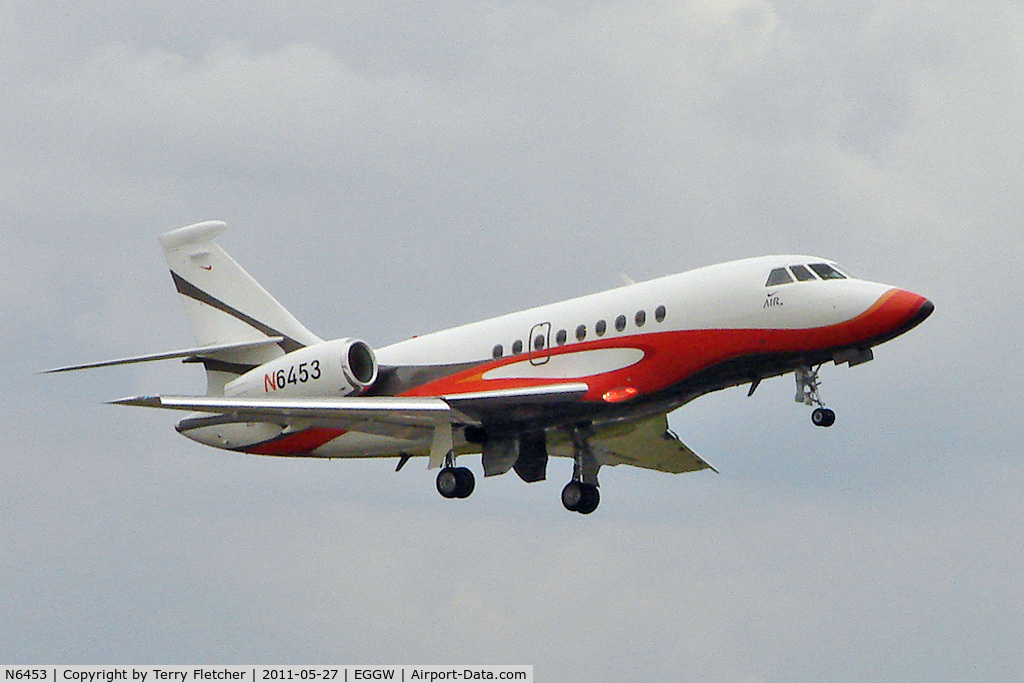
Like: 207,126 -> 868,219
46,221 -> 933,513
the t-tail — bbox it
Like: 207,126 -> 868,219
159,221 -> 323,394
43,221 -> 323,396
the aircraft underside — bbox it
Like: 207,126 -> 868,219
170,341 -> 885,514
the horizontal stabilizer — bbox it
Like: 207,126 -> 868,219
41,338 -> 284,374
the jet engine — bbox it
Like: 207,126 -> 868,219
224,338 -> 377,398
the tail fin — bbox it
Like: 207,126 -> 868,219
160,221 -> 323,395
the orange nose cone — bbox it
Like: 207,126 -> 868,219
875,289 -> 933,343
896,290 -> 934,331
916,297 -> 935,324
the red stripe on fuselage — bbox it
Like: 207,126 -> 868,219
243,427 -> 345,455
238,288 -> 928,452
401,288 -> 929,401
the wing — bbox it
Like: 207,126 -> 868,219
111,386 -> 708,474
552,413 -> 715,474
112,395 -> 458,441
111,382 -> 590,442
441,382 -> 589,420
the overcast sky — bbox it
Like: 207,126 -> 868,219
2,1 -> 1022,679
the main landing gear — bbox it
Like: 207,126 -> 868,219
432,426 -> 604,514
561,480 -> 599,515
796,365 -> 836,428
435,452 -> 475,499
562,426 -> 601,514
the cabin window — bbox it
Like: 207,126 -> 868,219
615,314 -> 627,331
575,324 -> 587,341
809,263 -> 846,280
635,310 -> 646,327
492,344 -> 503,359
555,329 -> 567,345
790,264 -> 816,281
533,334 -> 546,351
766,267 -> 793,286
512,339 -> 523,355
655,305 -> 666,322
595,320 -> 607,337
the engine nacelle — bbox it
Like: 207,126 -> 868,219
224,338 -> 378,398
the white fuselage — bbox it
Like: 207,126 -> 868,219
179,254 -> 930,458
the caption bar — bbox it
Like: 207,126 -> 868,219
0,668 -> 532,683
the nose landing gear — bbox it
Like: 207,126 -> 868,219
811,406 -> 836,427
796,365 -> 836,427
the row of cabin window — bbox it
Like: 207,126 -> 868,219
492,305 -> 667,359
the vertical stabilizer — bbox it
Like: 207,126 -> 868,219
160,221 -> 323,394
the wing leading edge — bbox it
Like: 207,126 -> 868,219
111,394 -> 459,441
112,384 -> 710,475
111,382 -> 591,442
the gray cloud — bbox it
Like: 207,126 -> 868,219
3,1 -> 1022,680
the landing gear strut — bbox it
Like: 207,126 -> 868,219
796,365 -> 836,427
436,452 -> 475,499
562,425 -> 601,514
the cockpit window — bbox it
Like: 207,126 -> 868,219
766,267 -> 793,287
809,263 -> 846,280
790,264 -> 816,281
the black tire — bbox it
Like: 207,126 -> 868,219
436,468 -> 460,498
561,481 -> 584,511
576,484 -> 600,515
812,407 -> 836,428
453,467 -> 475,498
562,481 -> 600,514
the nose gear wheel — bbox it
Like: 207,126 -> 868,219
811,407 -> 836,427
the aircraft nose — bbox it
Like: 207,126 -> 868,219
901,291 -> 934,328
916,297 -> 935,324
879,289 -> 933,340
